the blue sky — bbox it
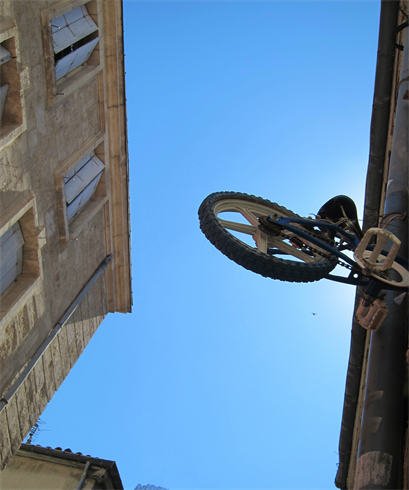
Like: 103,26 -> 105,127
36,1 -> 380,489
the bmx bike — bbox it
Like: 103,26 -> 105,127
198,192 -> 409,331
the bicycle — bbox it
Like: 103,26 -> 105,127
198,192 -> 409,331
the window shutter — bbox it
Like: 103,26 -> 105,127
65,152 -> 96,181
0,84 -> 9,120
65,154 -> 105,221
55,37 -> 99,81
52,5 -> 98,54
0,222 -> 24,295
0,44 -> 11,65
66,173 -> 103,221
65,154 -> 105,204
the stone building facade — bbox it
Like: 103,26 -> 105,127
0,0 -> 131,470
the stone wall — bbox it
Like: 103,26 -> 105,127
0,0 -> 129,470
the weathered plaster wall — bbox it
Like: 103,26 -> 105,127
0,453 -> 95,490
1,456 -> 87,490
0,444 -> 123,490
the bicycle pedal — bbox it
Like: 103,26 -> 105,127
356,297 -> 389,331
354,227 -> 401,272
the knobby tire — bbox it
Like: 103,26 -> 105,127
198,191 -> 336,283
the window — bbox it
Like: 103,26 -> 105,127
0,29 -> 26,144
0,194 -> 44,326
52,5 -> 99,81
55,135 -> 108,246
41,1 -> 101,106
0,222 -> 24,296
0,44 -> 10,120
64,151 -> 105,222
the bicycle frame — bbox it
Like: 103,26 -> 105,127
267,216 -> 408,289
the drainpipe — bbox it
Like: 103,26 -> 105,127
75,460 -> 91,490
0,255 -> 113,413
354,23 -> 408,490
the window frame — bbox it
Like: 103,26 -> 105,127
41,0 -> 101,107
52,4 -> 99,81
0,24 -> 27,147
55,133 -> 108,248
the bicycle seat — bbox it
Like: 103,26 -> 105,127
317,195 -> 363,238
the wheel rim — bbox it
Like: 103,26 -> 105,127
213,199 -> 329,264
362,251 -> 409,288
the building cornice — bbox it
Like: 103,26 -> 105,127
102,0 -> 132,313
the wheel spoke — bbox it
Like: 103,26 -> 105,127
217,218 -> 257,236
235,207 -> 260,227
267,236 -> 319,263
256,233 -> 269,254
215,201 -> 272,227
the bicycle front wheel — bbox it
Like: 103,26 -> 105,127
198,191 -> 336,283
